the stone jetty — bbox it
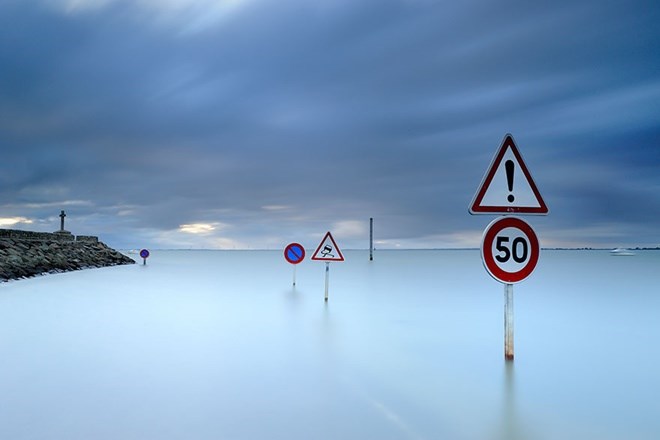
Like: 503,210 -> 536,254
0,228 -> 135,282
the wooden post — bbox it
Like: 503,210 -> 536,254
369,217 -> 373,261
504,283 -> 514,360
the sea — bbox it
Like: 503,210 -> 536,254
1,249 -> 658,439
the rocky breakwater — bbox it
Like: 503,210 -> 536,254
0,229 -> 135,282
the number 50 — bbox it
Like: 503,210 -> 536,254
495,236 -> 528,263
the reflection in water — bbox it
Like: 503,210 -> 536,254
501,362 -> 519,439
500,361 -> 535,440
285,286 -> 301,310
321,301 -> 334,355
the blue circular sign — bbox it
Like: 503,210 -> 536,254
284,243 -> 305,264
139,249 -> 150,259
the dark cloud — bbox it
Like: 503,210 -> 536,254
1,0 -> 659,249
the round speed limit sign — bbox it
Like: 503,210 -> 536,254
481,216 -> 539,284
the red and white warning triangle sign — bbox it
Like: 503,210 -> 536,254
469,134 -> 548,215
311,231 -> 345,261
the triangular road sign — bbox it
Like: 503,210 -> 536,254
469,134 -> 548,215
311,231 -> 345,262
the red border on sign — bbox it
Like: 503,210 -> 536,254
311,231 -> 345,262
284,243 -> 305,264
469,134 -> 548,215
481,216 -> 539,283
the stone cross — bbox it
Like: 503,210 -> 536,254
59,210 -> 66,231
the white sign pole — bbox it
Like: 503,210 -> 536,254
293,265 -> 296,287
504,283 -> 514,360
324,262 -> 330,302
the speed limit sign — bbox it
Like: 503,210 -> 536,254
481,216 -> 539,284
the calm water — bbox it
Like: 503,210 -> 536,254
1,250 -> 659,439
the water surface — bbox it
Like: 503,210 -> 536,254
1,250 -> 658,439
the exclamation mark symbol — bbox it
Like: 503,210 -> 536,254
505,160 -> 515,203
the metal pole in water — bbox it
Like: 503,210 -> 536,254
504,283 -> 514,360
324,262 -> 329,302
369,217 -> 373,261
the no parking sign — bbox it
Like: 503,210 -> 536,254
284,243 -> 305,265
284,242 -> 305,287
139,249 -> 150,265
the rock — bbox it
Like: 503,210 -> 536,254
0,228 -> 135,282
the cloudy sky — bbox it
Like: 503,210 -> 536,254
1,0 -> 658,250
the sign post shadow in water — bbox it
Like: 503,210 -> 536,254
470,134 -> 548,361
311,232 -> 344,302
284,242 -> 305,287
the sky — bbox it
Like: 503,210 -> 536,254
1,0 -> 658,250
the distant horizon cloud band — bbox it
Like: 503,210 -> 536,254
1,0 -> 658,250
